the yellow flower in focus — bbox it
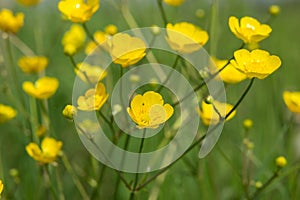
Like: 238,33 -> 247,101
77,82 -> 109,111
17,0 -> 40,6
283,91 -> 300,113
0,179 -> 3,195
62,105 -> 77,120
0,9 -> 24,34
0,104 -> 17,123
62,24 -> 86,55
18,56 -> 48,73
275,156 -> 287,168
26,137 -> 63,164
269,5 -> 280,16
104,24 -> 118,35
58,0 -> 99,23
163,0 -> 185,6
228,16 -> 272,44
197,100 -> 236,126
22,77 -> 59,99
109,33 -> 147,67
166,22 -> 209,53
75,62 -> 107,83
85,31 -> 109,54
127,91 -> 174,129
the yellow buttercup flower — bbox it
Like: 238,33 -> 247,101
127,91 -> 174,129
197,100 -> 236,126
75,62 -> 107,83
275,156 -> 287,168
230,49 -> 281,79
228,16 -> 272,44
0,9 -> 24,34
283,91 -> 300,113
0,179 -> 3,195
104,24 -> 118,35
62,105 -> 77,120
26,137 -> 63,164
163,0 -> 185,6
0,104 -> 17,124
17,0 -> 40,6
22,77 -> 59,99
58,0 -> 99,23
269,5 -> 280,16
62,24 -> 86,55
166,22 -> 209,53
85,31 -> 109,54
18,56 -> 48,74
77,82 -> 109,111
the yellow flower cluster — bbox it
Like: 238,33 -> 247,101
283,91 -> 300,113
17,0 -> 40,6
18,56 -> 48,74
62,24 -> 86,56
0,104 -> 17,124
22,77 -> 59,99
0,9 -> 24,34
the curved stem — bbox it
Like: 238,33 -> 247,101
156,0 -> 168,26
82,23 -> 98,45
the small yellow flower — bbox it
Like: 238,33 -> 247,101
166,22 -> 209,53
243,119 -> 253,129
163,0 -> 185,6
77,82 -> 109,111
62,24 -> 86,56
22,77 -> 59,99
17,0 -> 40,6
197,100 -> 236,126
255,181 -> 263,189
26,137 -> 63,164
0,9 -> 24,34
58,0 -> 100,23
0,104 -> 17,124
230,49 -> 281,79
75,62 -> 107,83
85,31 -> 110,54
108,33 -> 147,68
269,5 -> 280,16
104,24 -> 117,35
62,104 -> 77,120
228,16 -> 272,44
36,125 -> 47,137
127,91 -> 174,129
18,56 -> 48,74
283,91 -> 300,113
0,179 -> 3,195
275,156 -> 287,168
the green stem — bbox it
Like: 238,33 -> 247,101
55,167 -> 65,200
44,166 -> 59,200
156,0 -> 168,26
29,96 -> 39,143
68,55 -> 93,85
82,23 -> 98,45
90,165 -> 106,200
99,110 -> 115,135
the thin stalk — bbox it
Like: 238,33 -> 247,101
90,165 -> 107,200
82,23 -> 98,45
99,110 -> 115,135
156,0 -> 168,26
29,96 -> 40,144
68,55 -> 93,86
44,166 -> 59,200
55,167 -> 65,200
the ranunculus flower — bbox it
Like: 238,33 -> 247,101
0,104 -> 17,124
22,77 -> 59,99
283,91 -> 300,113
0,9 -> 24,34
62,24 -> 86,55
18,56 -> 48,74
75,62 -> 107,83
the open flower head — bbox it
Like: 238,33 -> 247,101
166,22 -> 209,54
18,56 -> 48,74
26,137 -> 63,164
197,100 -> 236,126
0,104 -> 17,124
0,9 -> 24,34
62,24 -> 86,55
230,49 -> 281,79
75,62 -> 107,83
283,91 -> 300,113
58,0 -> 99,23
229,16 -> 272,44
127,91 -> 174,129
108,33 -> 147,68
22,77 -> 59,99
163,0 -> 185,6
0,179 -> 3,195
17,0 -> 40,6
77,82 -> 108,111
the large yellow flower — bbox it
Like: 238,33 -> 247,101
108,33 -> 147,68
0,104 -> 17,124
26,137 -> 63,164
0,179 -> 3,195
58,0 -> 99,23
166,22 -> 209,54
22,77 -> 59,99
229,16 -> 272,44
283,91 -> 300,113
77,82 -> 109,111
230,49 -> 281,79
0,9 -> 24,34
197,100 -> 236,126
18,56 -> 48,74
75,62 -> 107,83
163,0 -> 185,6
62,24 -> 86,55
17,0 -> 40,6
127,91 -> 174,129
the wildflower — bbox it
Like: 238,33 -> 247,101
17,0 -> 40,6
243,119 -> 253,129
18,56 -> 48,74
275,156 -> 287,168
0,179 -> 3,195
163,0 -> 185,6
104,24 -> 117,35
230,49 -> 281,79
269,5 -> 280,16
62,24 -> 86,56
77,82 -> 108,111
22,77 -> 59,99
85,31 -> 110,54
228,16 -> 272,44
127,91 -> 174,129
0,104 -> 17,123
166,22 -> 209,53
58,0 -> 100,23
62,104 -> 77,120
197,100 -> 236,126
283,91 -> 300,113
37,125 -> 47,137
26,137 -> 63,164
0,9 -> 24,34
108,33 -> 147,67
75,62 -> 107,83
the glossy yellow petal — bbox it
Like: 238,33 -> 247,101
0,104 -> 17,123
0,9 -> 24,33
18,56 -> 48,73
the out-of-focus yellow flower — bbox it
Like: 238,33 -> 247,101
18,56 -> 48,74
197,100 -> 236,126
104,24 -> 117,35
283,91 -> 300,113
17,0 -> 40,6
269,5 -> 280,16
58,0 -> 99,23
0,9 -> 24,34
0,179 -> 3,195
229,16 -> 272,44
62,104 -> 77,120
36,125 -> 47,137
243,119 -> 253,129
26,137 -> 63,164
85,31 -> 109,54
77,82 -> 108,111
108,33 -> 147,67
255,181 -> 262,189
22,77 -> 59,99
75,62 -> 107,83
275,156 -> 287,168
0,104 -> 17,124
230,49 -> 281,79
127,91 -> 174,129
163,0 -> 185,6
166,22 -> 209,53
62,24 -> 86,55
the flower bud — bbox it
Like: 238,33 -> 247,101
62,105 -> 77,120
269,5 -> 280,16
275,156 -> 287,168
